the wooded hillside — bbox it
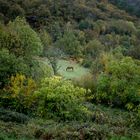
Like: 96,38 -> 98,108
0,0 -> 140,139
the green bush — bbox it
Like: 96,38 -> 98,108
84,39 -> 104,59
0,49 -> 28,87
73,74 -> 93,89
8,17 -> 43,57
0,17 -> 45,87
94,54 -> 140,110
82,57 -> 93,68
0,108 -> 29,124
56,30 -> 82,57
34,76 -> 87,120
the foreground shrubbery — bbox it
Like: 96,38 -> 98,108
0,75 -> 89,121
0,104 -> 140,140
0,108 -> 29,123
92,53 -> 140,111
34,76 -> 88,120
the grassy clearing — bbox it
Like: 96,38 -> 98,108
57,60 -> 91,79
37,57 -> 91,79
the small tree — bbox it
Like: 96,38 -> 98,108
46,47 -> 63,75
34,76 -> 86,120
56,30 -> 82,57
8,17 -> 43,57
84,39 -> 104,58
39,29 -> 52,56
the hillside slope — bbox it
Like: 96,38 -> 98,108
109,0 -> 140,17
0,1 -> 140,139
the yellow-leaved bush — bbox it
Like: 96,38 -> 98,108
10,74 -> 36,97
2,74 -> 37,113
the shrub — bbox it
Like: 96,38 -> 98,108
82,57 -> 93,68
0,17 -> 45,87
134,105 -> 140,127
0,74 -> 37,114
0,49 -> 28,87
94,54 -> 140,110
107,20 -> 137,35
34,76 -> 87,120
79,20 -> 93,30
84,39 -> 104,59
73,74 -> 93,89
8,17 -> 43,57
0,108 -> 29,124
56,30 -> 82,57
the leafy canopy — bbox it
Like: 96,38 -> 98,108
8,17 -> 43,57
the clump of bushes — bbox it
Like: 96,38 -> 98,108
0,74 -> 37,114
34,76 -> 88,121
0,75 -> 90,121
82,58 -> 93,68
72,74 -> 95,101
93,53 -> 140,110
0,108 -> 29,124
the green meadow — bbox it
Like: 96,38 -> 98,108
57,60 -> 91,79
40,58 -> 91,79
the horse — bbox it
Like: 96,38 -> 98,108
66,66 -> 74,71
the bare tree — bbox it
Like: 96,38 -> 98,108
46,47 -> 63,75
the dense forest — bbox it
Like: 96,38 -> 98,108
0,0 -> 140,139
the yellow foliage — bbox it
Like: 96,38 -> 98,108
10,74 -> 36,98
125,103 -> 134,111
100,53 -> 113,74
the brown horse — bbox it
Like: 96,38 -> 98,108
66,66 -> 74,71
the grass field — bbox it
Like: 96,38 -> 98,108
57,60 -> 91,79
38,57 -> 91,79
